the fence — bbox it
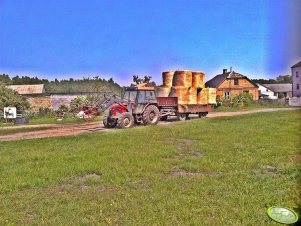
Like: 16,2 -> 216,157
256,98 -> 288,105
289,97 -> 301,106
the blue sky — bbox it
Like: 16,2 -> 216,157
0,0 -> 300,85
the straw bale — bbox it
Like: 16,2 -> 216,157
162,71 -> 174,87
192,72 -> 205,88
187,87 -> 197,104
172,70 -> 192,87
155,86 -> 171,97
208,88 -> 216,104
197,88 -> 209,105
169,86 -> 189,105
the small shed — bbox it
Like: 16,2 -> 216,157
6,84 -> 51,111
262,84 -> 292,98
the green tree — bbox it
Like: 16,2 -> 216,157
0,74 -> 11,85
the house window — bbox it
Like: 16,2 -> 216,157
297,72 -> 299,78
243,90 -> 249,94
297,84 -> 300,90
234,78 -> 239,85
224,91 -> 230,100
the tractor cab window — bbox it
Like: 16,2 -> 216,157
137,91 -> 146,103
123,91 -> 137,101
145,91 -> 156,101
138,90 -> 156,104
138,90 -> 156,103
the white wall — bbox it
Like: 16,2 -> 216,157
257,84 -> 277,99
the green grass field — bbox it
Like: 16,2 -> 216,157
0,111 -> 300,225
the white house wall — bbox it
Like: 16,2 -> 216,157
258,84 -> 277,99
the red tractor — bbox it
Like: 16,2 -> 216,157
101,86 -> 160,128
99,84 -> 211,129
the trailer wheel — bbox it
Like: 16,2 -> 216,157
177,113 -> 187,121
117,112 -> 134,128
160,115 -> 168,121
103,112 -> 117,128
142,105 -> 160,125
198,112 -> 208,118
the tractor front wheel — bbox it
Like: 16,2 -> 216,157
142,105 -> 160,126
117,112 -> 134,129
103,112 -> 117,128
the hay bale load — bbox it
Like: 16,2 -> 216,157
155,86 -> 171,97
169,86 -> 189,105
186,87 -> 197,104
162,71 -> 174,87
157,69 -> 215,105
208,88 -> 216,104
172,70 -> 192,88
192,71 -> 205,88
197,88 -> 209,105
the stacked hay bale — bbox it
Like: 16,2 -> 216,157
155,70 -> 215,105
155,71 -> 174,97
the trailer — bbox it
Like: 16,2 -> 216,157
157,97 -> 211,121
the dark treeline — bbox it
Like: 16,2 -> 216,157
0,74 -> 122,95
251,75 -> 292,84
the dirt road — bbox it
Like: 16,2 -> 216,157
0,108 -> 298,142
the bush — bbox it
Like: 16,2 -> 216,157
232,92 -> 254,105
26,108 -> 56,118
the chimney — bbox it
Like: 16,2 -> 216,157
223,69 -> 227,74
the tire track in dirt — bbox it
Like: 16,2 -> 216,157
0,108 -> 298,142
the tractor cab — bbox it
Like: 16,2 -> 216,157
123,84 -> 157,104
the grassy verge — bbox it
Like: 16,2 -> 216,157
0,110 -> 300,225
212,103 -> 290,112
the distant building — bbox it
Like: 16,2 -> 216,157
6,84 -> 104,111
6,84 -> 51,111
291,61 -> 301,97
257,84 -> 277,99
7,84 -> 45,95
261,84 -> 292,98
205,69 -> 259,101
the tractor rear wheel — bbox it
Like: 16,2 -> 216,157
117,112 -> 134,128
103,112 -> 117,128
142,105 -> 160,125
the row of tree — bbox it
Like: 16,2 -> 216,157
251,75 -> 292,84
0,74 -> 122,95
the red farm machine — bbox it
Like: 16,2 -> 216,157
88,83 -> 213,129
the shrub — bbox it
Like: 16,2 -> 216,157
232,92 -> 254,105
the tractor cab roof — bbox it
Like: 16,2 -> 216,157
125,83 -> 155,91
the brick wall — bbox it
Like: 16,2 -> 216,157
28,96 -> 52,111
50,94 -> 87,110
217,78 -> 259,100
